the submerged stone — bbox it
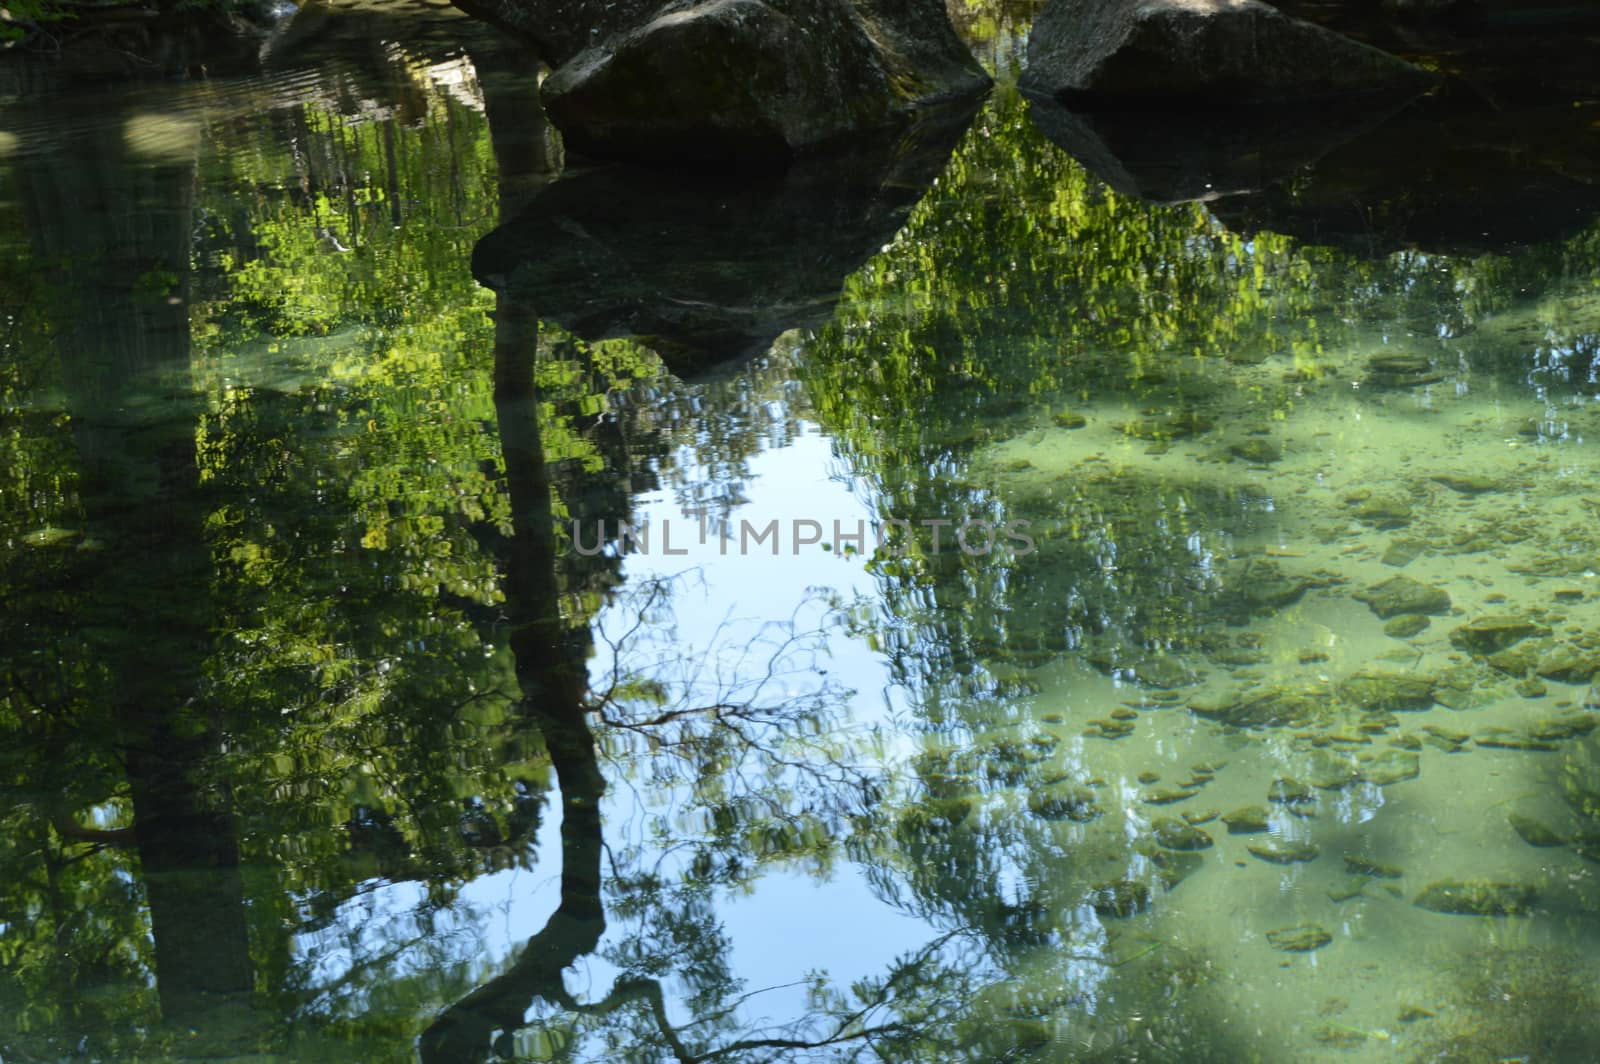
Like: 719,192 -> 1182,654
1089,879 -> 1152,918
1146,847 -> 1205,888
1229,437 -> 1283,464
1084,718 -> 1136,739
1475,728 -> 1559,752
1266,923 -> 1332,951
1354,575 -> 1451,618
1151,816 -> 1214,850
1268,777 -> 1314,805
1313,1024 -> 1368,1048
898,797 -> 974,835
1431,665 -> 1496,711
1143,786 -> 1199,805
1132,655 -> 1202,689
1560,733 -> 1600,820
1358,748 -> 1420,785
1413,880 -> 1535,916
1188,682 -> 1328,728
1507,812 -> 1568,848
1339,669 -> 1434,710
1222,805 -> 1271,834
1029,785 -> 1103,822
1052,410 -> 1089,429
1351,496 -> 1413,529
1327,877 -> 1371,902
1248,838 -> 1321,864
1515,676 -> 1549,698
1306,750 -> 1362,790
1528,712 -> 1598,742
1536,644 -> 1600,685
1450,615 -> 1552,655
1216,558 -> 1331,618
1422,724 -> 1471,752
1114,410 -> 1214,440
1487,643 -> 1540,675
1430,473 -> 1502,494
21,526 -> 81,548
1384,613 -> 1431,638
1365,354 -> 1443,388
1381,537 -> 1427,567
1343,855 -> 1402,878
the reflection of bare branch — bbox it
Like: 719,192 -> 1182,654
548,929 -> 975,1063
590,578 -> 878,805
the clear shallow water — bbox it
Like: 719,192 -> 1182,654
4,5 -> 1600,1062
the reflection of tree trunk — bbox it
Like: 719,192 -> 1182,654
466,43 -> 563,220
419,299 -> 604,1064
18,122 -> 256,1025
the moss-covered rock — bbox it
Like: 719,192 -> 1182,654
1536,644 -> 1600,685
1028,784 -> 1103,822
1343,855 -> 1402,878
1351,495 -> 1414,529
1358,748 -> 1420,785
1413,880 -> 1535,915
1151,815 -> 1214,850
1188,682 -> 1329,728
1247,838 -> 1320,864
1089,878 -> 1152,917
1507,812 -> 1567,848
1384,613 -> 1431,638
1365,354 -> 1443,388
1450,615 -> 1552,655
1354,575 -> 1451,618
1338,668 -> 1434,710
1215,558 -> 1333,618
1222,805 -> 1271,834
1266,923 -> 1332,951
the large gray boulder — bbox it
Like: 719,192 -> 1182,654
1020,0 -> 1434,104
453,0 -> 990,164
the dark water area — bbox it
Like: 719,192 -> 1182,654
3,2 -> 1600,1060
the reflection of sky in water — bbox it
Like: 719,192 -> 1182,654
300,416 -> 951,1024
605,421 -> 911,746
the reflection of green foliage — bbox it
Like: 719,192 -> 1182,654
802,86 -> 1600,706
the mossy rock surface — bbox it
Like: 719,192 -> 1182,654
1450,615 -> 1552,655
1508,812 -> 1567,848
1151,815 -> 1214,850
1247,838 -> 1320,864
1188,682 -> 1328,728
1266,923 -> 1332,951
1028,784 -> 1103,822
1338,669 -> 1434,711
1355,575 -> 1451,618
1536,644 -> 1600,685
1413,880 -> 1535,915
1222,805 -> 1270,834
1090,879 -> 1152,917
1357,748 -> 1420,785
1384,613 -> 1431,638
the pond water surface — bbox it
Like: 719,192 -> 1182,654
5,4 -> 1600,1062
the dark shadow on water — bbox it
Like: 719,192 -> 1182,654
470,100 -> 980,377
